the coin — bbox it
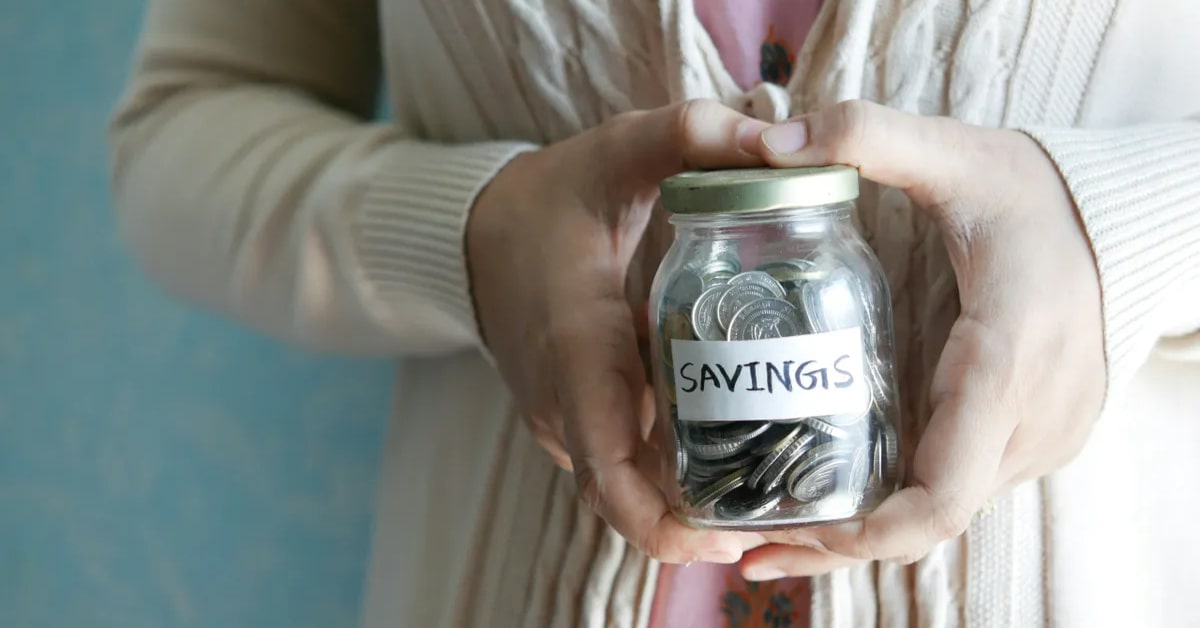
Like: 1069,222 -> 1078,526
747,426 -> 805,489
690,286 -> 728,341
727,298 -> 804,340
673,427 -> 689,483
686,453 -> 756,484
800,267 -> 862,332
715,486 -> 784,521
727,271 -> 787,298
802,417 -> 850,439
847,443 -> 872,496
758,259 -> 823,284
695,256 -> 739,278
758,430 -> 817,493
787,446 -> 852,503
682,421 -> 770,460
703,270 -> 735,287
687,467 -> 749,510
879,418 -> 900,484
666,270 -> 705,308
716,283 -> 778,331
865,355 -> 892,408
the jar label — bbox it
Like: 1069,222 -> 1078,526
671,327 -> 870,421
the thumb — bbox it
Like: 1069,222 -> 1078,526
756,100 -> 978,218
611,99 -> 769,186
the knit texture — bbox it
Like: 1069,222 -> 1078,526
356,140 -> 536,347
107,0 -> 1200,626
1022,124 -> 1200,397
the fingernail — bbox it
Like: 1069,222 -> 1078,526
704,548 -> 741,564
762,121 -> 808,154
736,119 -> 770,155
744,566 -> 787,581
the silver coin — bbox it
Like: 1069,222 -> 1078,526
686,453 -> 755,484
703,270 -> 735,287
750,424 -> 797,455
787,447 -> 852,503
690,286 -> 728,341
747,426 -> 805,489
879,418 -> 900,484
716,283 -> 778,332
687,467 -> 749,510
783,287 -> 806,313
666,270 -> 705,307
758,430 -> 818,493
696,421 -> 772,445
715,487 -> 784,521
692,255 -> 739,280
865,355 -> 892,408
757,259 -> 823,284
800,268 -> 862,332
673,427 -> 689,484
802,417 -> 850,440
727,271 -> 787,298
847,443 -> 872,496
727,298 -> 804,340
866,433 -> 884,494
682,422 -> 770,460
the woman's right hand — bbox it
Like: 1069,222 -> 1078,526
467,100 -> 768,564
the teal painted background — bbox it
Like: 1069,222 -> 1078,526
0,2 -> 393,626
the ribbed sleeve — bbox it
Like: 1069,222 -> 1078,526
109,0 -> 541,357
356,141 -> 537,345
1023,123 -> 1200,394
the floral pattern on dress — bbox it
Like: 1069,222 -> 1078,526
719,575 -> 810,628
759,24 -> 796,85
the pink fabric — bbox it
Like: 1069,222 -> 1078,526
694,0 -> 824,90
647,5 -> 823,627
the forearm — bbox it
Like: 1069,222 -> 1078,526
109,0 -> 536,356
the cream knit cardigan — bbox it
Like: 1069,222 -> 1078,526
110,0 -> 1200,626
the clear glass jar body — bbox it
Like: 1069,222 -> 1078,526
650,202 -> 902,530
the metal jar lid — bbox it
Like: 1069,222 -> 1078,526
659,166 -> 859,215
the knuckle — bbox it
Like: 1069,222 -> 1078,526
674,98 -> 720,150
637,530 -> 677,562
826,99 -> 873,162
821,521 -> 877,561
574,465 -> 604,513
840,530 -> 878,561
930,497 -> 975,541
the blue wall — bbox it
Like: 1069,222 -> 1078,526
0,2 -> 393,626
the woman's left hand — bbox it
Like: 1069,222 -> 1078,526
738,100 -> 1107,579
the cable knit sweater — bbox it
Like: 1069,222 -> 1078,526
109,1 -> 1200,626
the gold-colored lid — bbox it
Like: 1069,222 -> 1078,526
659,166 -> 859,215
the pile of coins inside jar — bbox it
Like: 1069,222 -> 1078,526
659,246 -> 901,525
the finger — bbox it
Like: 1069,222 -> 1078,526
530,420 -> 574,472
740,543 -> 864,580
613,99 -> 769,185
756,100 -> 994,218
761,316 -> 1017,562
553,247 -> 744,565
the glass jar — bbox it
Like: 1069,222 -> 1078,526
650,166 -> 902,530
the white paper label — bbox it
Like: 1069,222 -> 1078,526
671,327 -> 869,421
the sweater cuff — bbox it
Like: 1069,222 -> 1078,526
355,139 -> 538,350
1021,124 -> 1200,398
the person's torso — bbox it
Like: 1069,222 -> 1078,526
366,2 -> 1200,627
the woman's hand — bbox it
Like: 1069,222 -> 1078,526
467,100 -> 769,564
740,100 -> 1107,579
